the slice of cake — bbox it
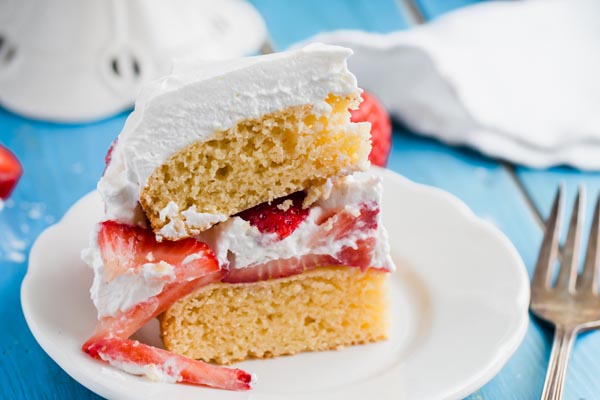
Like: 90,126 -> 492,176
161,173 -> 392,364
82,44 -> 395,391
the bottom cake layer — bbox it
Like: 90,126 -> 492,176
160,266 -> 389,364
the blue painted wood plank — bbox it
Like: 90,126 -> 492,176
0,107 -> 122,400
516,167 -> 600,223
249,0 -> 407,49
516,167 -> 600,257
416,0 -> 487,20
515,167 -> 600,399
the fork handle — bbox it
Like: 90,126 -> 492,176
541,325 -> 578,400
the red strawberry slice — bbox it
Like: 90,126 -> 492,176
224,203 -> 383,283
0,144 -> 22,200
337,238 -> 378,268
86,338 -> 252,390
84,270 -> 225,347
97,220 -> 220,282
237,191 -> 309,240
223,242 -> 379,284
351,91 -> 392,167
311,203 -> 379,245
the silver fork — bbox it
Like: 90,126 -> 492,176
530,187 -> 600,400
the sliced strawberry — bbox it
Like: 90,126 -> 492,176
82,270 -> 245,390
86,338 -> 252,390
337,238 -> 377,269
97,220 -> 220,282
84,222 -> 252,389
351,91 -> 392,167
311,203 -> 379,245
223,242 -> 381,284
225,203 -> 382,283
84,270 -> 225,347
0,144 -> 23,200
237,191 -> 309,240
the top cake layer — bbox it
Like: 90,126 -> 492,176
99,43 -> 369,236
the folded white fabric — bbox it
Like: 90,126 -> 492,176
301,0 -> 600,170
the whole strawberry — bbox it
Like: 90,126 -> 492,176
350,91 -> 392,167
0,144 -> 23,200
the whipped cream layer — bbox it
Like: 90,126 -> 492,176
85,172 -> 393,318
82,226 -> 178,318
99,43 -> 361,226
198,172 -> 394,272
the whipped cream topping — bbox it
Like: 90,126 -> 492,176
99,43 -> 361,226
197,172 -> 395,271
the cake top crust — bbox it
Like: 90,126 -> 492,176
100,43 -> 360,225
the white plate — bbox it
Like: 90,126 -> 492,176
21,168 -> 530,400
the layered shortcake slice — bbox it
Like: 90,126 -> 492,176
161,173 -> 392,364
81,44 -> 394,391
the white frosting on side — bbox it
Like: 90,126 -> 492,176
97,144 -> 147,226
197,172 -> 395,271
99,43 -> 360,226
81,227 -> 175,318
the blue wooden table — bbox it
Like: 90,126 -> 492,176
2,1 -> 600,399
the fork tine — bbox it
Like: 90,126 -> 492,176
532,186 -> 563,292
577,193 -> 600,292
555,187 -> 584,291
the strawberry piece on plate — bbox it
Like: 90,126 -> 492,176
85,338 -> 252,390
82,271 -> 245,390
97,220 -> 220,282
0,144 -> 23,200
351,91 -> 392,167
237,191 -> 309,240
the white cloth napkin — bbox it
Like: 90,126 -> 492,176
301,0 -> 600,170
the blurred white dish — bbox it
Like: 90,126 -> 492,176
0,0 -> 266,122
22,168 -> 529,400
